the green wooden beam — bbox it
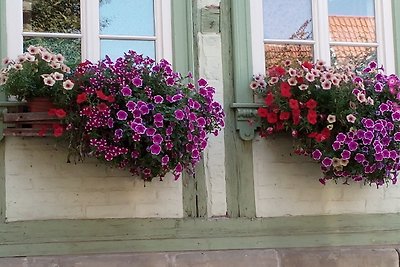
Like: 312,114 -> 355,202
392,0 -> 400,75
222,0 -> 256,218
172,0 -> 207,217
1,214 -> 400,257
0,0 -> 6,219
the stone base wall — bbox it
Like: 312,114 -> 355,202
0,247 -> 398,267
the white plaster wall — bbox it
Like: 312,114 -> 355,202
5,137 -> 183,221
254,136 -> 400,217
198,0 -> 227,217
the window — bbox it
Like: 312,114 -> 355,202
250,0 -> 395,74
6,0 -> 172,64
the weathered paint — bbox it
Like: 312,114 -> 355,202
223,0 -> 256,217
392,0 -> 400,74
1,214 -> 400,256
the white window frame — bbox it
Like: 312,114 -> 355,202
5,0 -> 172,63
250,0 -> 395,74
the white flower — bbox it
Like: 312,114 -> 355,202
1,57 -> 10,65
14,64 -> 23,70
54,53 -> 65,63
25,54 -> 35,62
321,80 -> 332,90
311,69 -> 320,77
327,124 -> 334,130
43,76 -> 56,86
298,84 -> 309,91
63,79 -> 74,90
367,96 -> 374,105
249,81 -> 259,90
269,77 -> 279,85
357,92 -> 366,103
17,54 -> 26,64
27,45 -> 40,55
41,52 -> 52,62
288,77 -> 297,86
305,72 -> 315,82
327,114 -> 336,123
50,61 -> 61,69
346,114 -> 356,123
52,72 -> 64,81
331,76 -> 340,86
0,75 -> 8,85
41,74 -> 51,79
61,64 -> 71,73
288,68 -> 297,77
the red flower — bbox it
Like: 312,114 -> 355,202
38,126 -> 48,137
52,124 -> 64,137
76,93 -> 87,104
55,109 -> 66,119
292,109 -> 301,125
302,61 -> 313,70
308,132 -> 318,138
280,82 -> 292,98
275,121 -> 284,131
279,111 -> 290,120
96,90 -> 109,101
257,107 -> 268,118
268,66 -> 286,77
289,99 -> 299,110
97,103 -> 109,112
320,128 -> 331,141
48,109 -> 57,116
267,112 -> 278,124
307,109 -> 317,125
306,99 -> 317,109
296,76 -> 304,84
107,95 -> 115,103
265,93 -> 274,106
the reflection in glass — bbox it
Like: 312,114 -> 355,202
330,46 -> 377,67
100,0 -> 155,36
328,0 -> 375,42
23,37 -> 81,65
101,40 -> 155,60
23,0 -> 80,33
264,44 -> 313,70
263,0 -> 312,40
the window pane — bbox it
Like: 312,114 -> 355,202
263,0 -> 312,40
23,0 -> 80,33
100,0 -> 155,36
329,0 -> 376,42
330,46 -> 377,67
24,37 -> 81,65
101,40 -> 155,60
264,44 -> 313,70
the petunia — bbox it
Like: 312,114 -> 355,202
63,79 -> 74,90
321,157 -> 333,167
121,86 -> 132,96
341,150 -> 351,160
116,110 -> 128,120
346,114 -> 356,123
327,114 -> 336,123
312,149 -> 322,160
174,109 -> 185,120
280,82 -> 292,98
149,144 -> 161,155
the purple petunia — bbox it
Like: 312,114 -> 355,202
154,95 -> 164,104
146,128 -> 156,136
126,100 -> 136,111
152,134 -> 163,145
312,149 -> 322,160
174,109 -> 185,120
153,113 -> 164,122
392,111 -> 400,121
150,144 -> 161,155
161,155 -> 170,165
332,141 -> 341,151
341,150 -> 351,160
354,153 -> 365,163
121,86 -> 132,96
322,157 -> 333,168
348,141 -> 358,151
133,77 -> 143,87
336,133 -> 346,143
394,132 -> 400,141
116,110 -> 128,120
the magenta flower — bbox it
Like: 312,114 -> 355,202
150,144 -> 161,155
126,101 -> 136,111
322,157 -> 333,167
198,78 -> 207,86
197,117 -> 206,127
341,150 -> 351,160
152,134 -> 163,144
133,77 -> 143,87
174,109 -> 185,120
312,149 -> 322,160
153,113 -> 164,122
116,110 -> 128,120
161,155 -> 170,165
146,128 -> 156,136
154,95 -> 164,104
355,153 -> 365,163
394,132 -> 400,141
121,86 -> 132,96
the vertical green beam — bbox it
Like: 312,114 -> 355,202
222,0 -> 256,217
0,0 -> 6,222
172,0 -> 207,217
392,0 -> 400,75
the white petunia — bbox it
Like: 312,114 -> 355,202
327,114 -> 336,123
63,79 -> 74,90
43,76 -> 56,86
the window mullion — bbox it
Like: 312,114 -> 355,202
6,0 -> 23,58
81,0 -> 100,62
155,0 -> 172,62
376,0 -> 395,73
250,0 -> 265,74
313,0 -> 330,64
